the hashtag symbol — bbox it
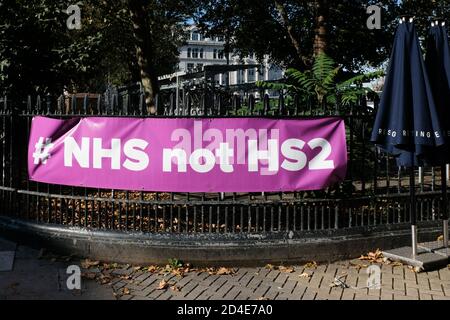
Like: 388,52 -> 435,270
33,137 -> 54,165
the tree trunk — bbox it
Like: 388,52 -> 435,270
313,0 -> 327,56
274,0 -> 308,69
127,0 -> 159,114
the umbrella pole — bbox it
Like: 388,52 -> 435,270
410,166 -> 418,258
442,165 -> 449,248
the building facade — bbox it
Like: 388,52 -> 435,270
177,25 -> 284,86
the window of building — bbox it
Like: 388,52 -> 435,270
199,48 -> 204,59
197,63 -> 203,71
218,50 -> 224,60
191,31 -> 200,41
213,49 -> 217,59
187,63 -> 195,72
217,36 -> 224,42
192,48 -> 199,59
187,48 -> 191,58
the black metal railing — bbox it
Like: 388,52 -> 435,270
0,91 -> 446,235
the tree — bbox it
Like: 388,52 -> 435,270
0,0 -> 196,108
195,0 -> 400,71
126,0 -> 197,112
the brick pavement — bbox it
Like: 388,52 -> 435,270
0,243 -> 449,300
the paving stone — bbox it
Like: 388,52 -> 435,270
301,288 -> 317,300
223,286 -> 241,300
341,290 -> 355,300
4,241 -> 450,301
419,293 -> 433,300
438,269 -> 450,280
406,287 -> 419,298
431,295 -> 450,300
380,293 -> 393,300
252,284 -> 270,298
393,278 -> 405,292
429,279 -> 444,292
131,295 -> 152,300
393,295 -> 418,300
290,283 -> 307,299
307,273 -> 323,289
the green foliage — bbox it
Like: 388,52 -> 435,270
195,0 -> 401,71
168,258 -> 183,269
257,53 -> 383,108
0,0 -> 196,98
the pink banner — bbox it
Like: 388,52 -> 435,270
28,116 -> 347,192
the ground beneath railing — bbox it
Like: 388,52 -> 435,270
0,238 -> 449,300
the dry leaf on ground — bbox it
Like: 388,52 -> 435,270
278,266 -> 294,273
147,265 -> 159,273
216,267 -> 234,275
349,261 -> 369,270
171,285 -> 181,292
157,279 -> 169,290
299,272 -> 311,278
359,249 -> 384,263
98,274 -> 112,285
437,235 -> 444,241
81,259 -> 100,269
304,261 -> 318,269
122,287 -> 130,295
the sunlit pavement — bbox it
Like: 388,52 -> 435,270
1,240 -> 449,300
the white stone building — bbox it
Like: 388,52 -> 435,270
177,25 -> 284,86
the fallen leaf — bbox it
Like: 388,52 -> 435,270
299,272 -> 311,278
216,267 -> 234,275
265,264 -> 274,270
437,235 -> 444,241
123,287 -> 130,295
304,261 -> 318,269
81,259 -> 100,269
278,266 -> 294,273
133,266 -> 142,271
408,265 -> 422,273
99,274 -> 112,285
147,265 -> 158,273
359,249 -> 383,263
171,285 -> 181,292
349,261 -> 368,270
157,279 -> 169,290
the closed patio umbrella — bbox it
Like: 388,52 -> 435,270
425,19 -> 450,249
371,17 -> 446,258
